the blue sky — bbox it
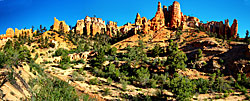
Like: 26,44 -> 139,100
0,0 -> 249,37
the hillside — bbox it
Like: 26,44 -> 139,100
0,1 -> 250,101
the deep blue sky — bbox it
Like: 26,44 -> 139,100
0,0 -> 249,37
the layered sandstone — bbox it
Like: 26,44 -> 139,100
52,17 -> 70,33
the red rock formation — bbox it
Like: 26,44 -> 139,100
231,19 -> 238,38
224,19 -> 230,36
52,17 -> 70,33
151,2 -> 165,31
169,1 -> 182,28
199,19 -> 238,39
135,13 -> 142,26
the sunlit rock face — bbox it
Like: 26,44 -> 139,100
107,21 -> 118,37
75,16 -> 106,36
6,28 -> 14,38
52,17 -> 70,33
150,2 -> 165,31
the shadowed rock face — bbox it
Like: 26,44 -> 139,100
231,19 -> 238,38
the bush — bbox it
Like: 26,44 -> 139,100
167,74 -> 196,100
53,48 -> 69,57
121,80 -> 128,91
165,40 -> 188,73
89,78 -> 99,85
30,77 -> 79,100
136,67 -> 150,87
151,44 -> 164,57
103,88 -> 111,96
107,77 -> 113,85
193,78 -> 210,94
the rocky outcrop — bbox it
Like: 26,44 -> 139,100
199,19 -> 238,39
150,2 -> 165,31
0,28 -> 14,39
107,21 -> 118,37
230,19 -> 238,38
75,19 -> 85,35
52,17 -> 70,33
6,28 -> 14,38
135,13 -> 142,26
15,28 -> 33,37
169,1 -> 182,28
75,16 -> 106,36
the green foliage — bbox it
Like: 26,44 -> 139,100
193,78 -> 210,94
165,40 -> 188,72
151,44 -> 164,57
104,64 -> 121,81
236,73 -> 250,89
167,74 -> 196,100
197,49 -> 203,60
107,77 -> 113,85
29,77 -> 79,101
121,79 -> 128,91
53,48 -> 69,57
89,78 -> 100,85
103,88 -> 111,96
136,67 -> 150,87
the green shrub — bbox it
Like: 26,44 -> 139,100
30,77 -> 79,100
103,88 -> 111,96
167,74 -> 196,100
89,78 -> 99,85
136,67 -> 150,87
193,78 -> 210,94
121,80 -> 128,91
107,77 -> 113,85
53,48 -> 69,57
